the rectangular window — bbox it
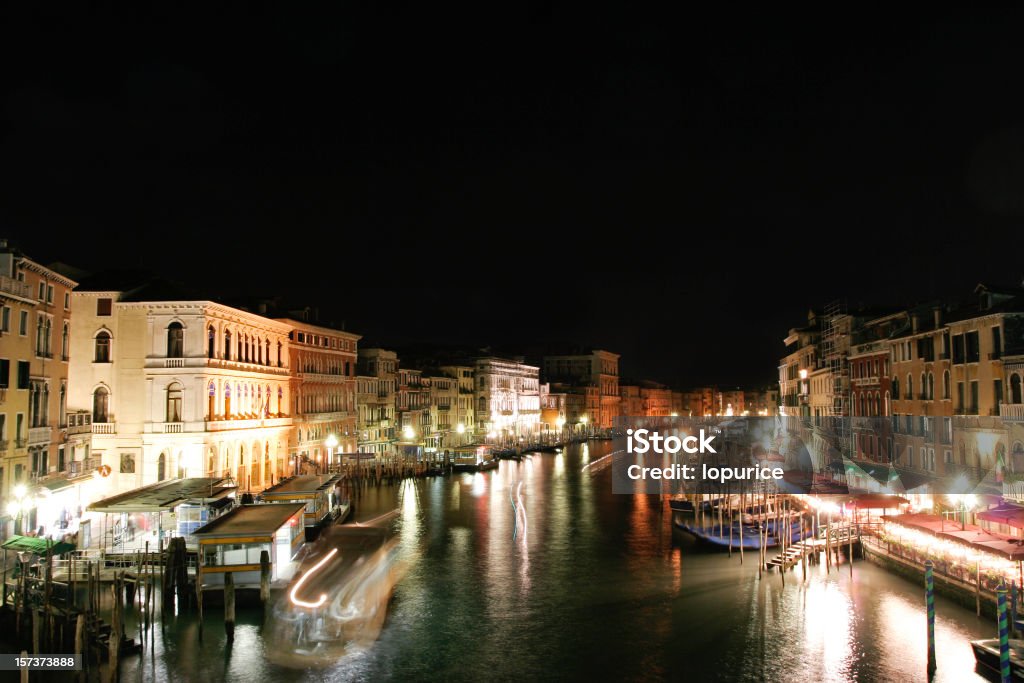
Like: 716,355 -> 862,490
957,382 -> 964,411
64,292 -> 70,309
38,281 -> 45,300
992,326 -> 1002,360
46,285 -> 53,304
995,379 -> 1004,409
96,298 -> 112,316
966,331 -> 980,363
17,361 -> 29,389
1,306 -> 8,332
970,380 -> 979,414
0,359 -> 7,388
952,334 -> 965,364
19,310 -> 27,335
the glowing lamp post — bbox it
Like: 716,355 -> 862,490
8,484 -> 29,535
947,493 -> 977,531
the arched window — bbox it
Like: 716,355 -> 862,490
158,452 -> 166,481
943,370 -> 951,400
277,341 -> 282,367
224,382 -> 232,416
62,322 -> 69,360
238,334 -> 243,362
208,326 -> 216,359
167,322 -> 184,358
907,374 -> 913,401
265,339 -> 270,365
265,385 -> 271,416
95,331 -> 111,363
277,387 -> 283,414
224,329 -> 232,360
208,381 -> 216,419
927,372 -> 934,400
892,377 -> 900,400
166,382 -> 183,422
1012,374 -> 1023,404
93,386 -> 109,422
884,391 -> 890,416
920,373 -> 926,400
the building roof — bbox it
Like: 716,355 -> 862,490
192,503 -> 306,539
88,478 -> 236,513
260,473 -> 341,496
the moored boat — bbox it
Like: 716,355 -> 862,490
674,518 -> 807,550
453,444 -> 498,472
970,638 -> 1024,680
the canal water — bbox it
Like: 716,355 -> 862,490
119,441 -> 996,682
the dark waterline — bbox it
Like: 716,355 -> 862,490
111,442 -> 996,682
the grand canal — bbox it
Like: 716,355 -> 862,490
119,441 -> 996,682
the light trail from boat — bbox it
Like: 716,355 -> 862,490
510,482 -> 519,540
581,449 -> 623,473
516,480 -> 527,545
289,547 -> 339,608
353,509 -> 400,527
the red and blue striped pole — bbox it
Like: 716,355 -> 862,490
925,560 -> 936,676
998,583 -> 1011,683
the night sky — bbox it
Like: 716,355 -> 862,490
3,7 -> 1023,387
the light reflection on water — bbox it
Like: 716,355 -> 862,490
114,442 -> 994,682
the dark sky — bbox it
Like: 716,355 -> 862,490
3,6 -> 1024,387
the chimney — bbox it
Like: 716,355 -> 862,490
933,306 -> 942,329
911,313 -> 920,334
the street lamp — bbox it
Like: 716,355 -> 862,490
456,422 -> 465,445
403,425 -> 415,441
8,484 -> 29,535
947,493 -> 977,530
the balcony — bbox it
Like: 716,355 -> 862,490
68,456 -> 101,477
35,350 -> 54,359
165,358 -> 185,368
92,422 -> 116,434
0,275 -> 35,302
1001,403 -> 1024,422
28,426 -> 50,445
852,375 -> 880,387
205,416 -> 293,432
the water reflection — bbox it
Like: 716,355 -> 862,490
112,441 -> 996,682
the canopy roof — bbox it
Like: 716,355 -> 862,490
883,513 -> 1024,561
1,535 -> 76,556
88,478 -> 236,513
978,503 -> 1024,530
261,473 -> 340,497
192,503 -> 305,540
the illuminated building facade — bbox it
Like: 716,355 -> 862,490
542,349 -> 620,429
281,319 -> 360,469
67,283 -> 293,496
356,348 -> 397,455
0,244 -> 78,535
474,357 -> 540,441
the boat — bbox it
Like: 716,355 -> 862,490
970,638 -> 1024,680
669,497 -> 725,513
264,526 -> 404,669
674,518 -> 807,550
452,444 -> 498,472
